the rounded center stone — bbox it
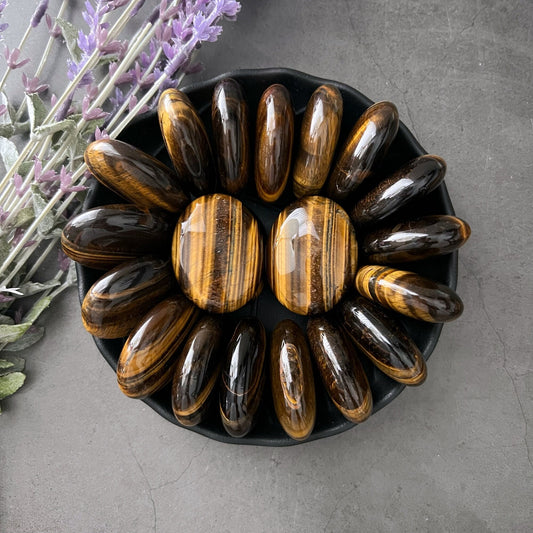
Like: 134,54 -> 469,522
267,195 -> 357,315
172,194 -> 263,313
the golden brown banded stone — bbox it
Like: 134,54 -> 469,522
293,84 -> 343,198
171,194 -> 263,313
84,139 -> 188,212
267,196 -> 357,315
254,84 -> 294,202
158,88 -> 214,195
327,101 -> 399,201
270,319 -> 316,441
356,265 -> 463,323
117,293 -> 199,399
81,257 -> 174,339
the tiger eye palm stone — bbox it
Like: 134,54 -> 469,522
363,215 -> 471,263
220,318 -> 266,438
270,319 -> 316,441
326,101 -> 399,202
351,155 -> 446,225
171,316 -> 224,427
293,84 -> 343,198
255,84 -> 294,202
267,196 -> 357,315
340,296 -> 427,385
307,316 -> 372,424
61,204 -> 172,270
81,257 -> 174,339
84,139 -> 188,212
172,194 -> 263,313
356,265 -> 463,323
158,88 -> 214,195
117,293 -> 199,399
212,78 -> 249,194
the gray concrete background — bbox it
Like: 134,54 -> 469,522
1,1 -> 532,531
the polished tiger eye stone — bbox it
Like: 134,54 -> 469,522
220,318 -> 266,438
212,78 -> 249,194
293,84 -> 343,198
117,293 -> 199,399
158,88 -> 214,195
270,319 -> 316,441
171,315 -> 224,427
84,139 -> 188,212
307,316 -> 372,424
172,194 -> 263,313
340,296 -> 427,385
351,155 -> 446,225
267,196 -> 357,315
326,101 -> 399,201
356,265 -> 464,323
255,84 -> 294,202
61,204 -> 172,270
363,215 -> 471,263
81,257 -> 174,339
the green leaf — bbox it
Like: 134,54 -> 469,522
3,326 -> 44,352
0,236 -> 10,265
0,136 -> 19,170
56,18 -> 83,63
0,322 -> 31,344
0,315 -> 14,325
16,161 -> 35,178
33,119 -> 77,140
0,355 -> 25,375
23,294 -> 52,323
14,206 -> 35,228
0,360 -> 14,369
26,93 -> 48,132
17,279 -> 61,297
31,184 -> 55,235
0,371 -> 26,400
0,124 -> 15,138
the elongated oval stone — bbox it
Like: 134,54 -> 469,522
255,84 -> 294,202
356,265 -> 463,323
351,155 -> 446,225
172,194 -> 263,313
81,257 -> 174,339
340,296 -> 427,385
212,78 -> 249,194
307,316 -> 372,424
267,196 -> 357,315
171,315 -> 224,426
327,101 -> 399,201
293,85 -> 343,198
220,318 -> 266,438
363,215 -> 471,263
61,204 -> 172,270
117,293 -> 199,399
270,319 -> 316,441
158,88 -> 214,195
84,139 -> 188,212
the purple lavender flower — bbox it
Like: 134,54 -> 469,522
22,72 -> 49,94
57,249 -> 70,273
81,95 -> 108,121
13,174 -> 29,198
30,0 -> 49,28
45,14 -> 61,38
58,166 -> 87,194
4,47 -> 31,69
33,157 -> 56,184
0,103 -> 6,117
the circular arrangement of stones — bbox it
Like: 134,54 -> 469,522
62,76 -> 471,443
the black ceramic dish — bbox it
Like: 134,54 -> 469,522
77,68 -> 457,446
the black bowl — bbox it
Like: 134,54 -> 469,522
77,68 -> 457,446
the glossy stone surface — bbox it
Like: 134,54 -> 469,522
61,204 -> 172,270
356,265 -> 464,323
158,88 -> 214,195
172,194 -> 263,313
362,215 -> 471,263
81,258 -> 174,339
326,101 -> 399,201
84,139 -> 188,212
267,196 -> 357,315
340,296 -> 427,385
171,316 -> 224,427
220,318 -> 266,438
270,319 -> 316,441
307,316 -> 372,424
117,294 -> 199,399
212,78 -> 249,194
254,84 -> 294,202
352,155 -> 446,225
293,84 -> 343,198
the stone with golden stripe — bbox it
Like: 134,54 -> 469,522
267,195 -> 357,315
117,293 -> 200,399
172,194 -> 263,313
356,265 -> 463,323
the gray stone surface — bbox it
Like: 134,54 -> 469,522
1,1 -> 532,532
